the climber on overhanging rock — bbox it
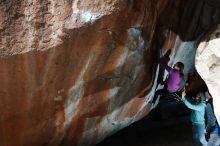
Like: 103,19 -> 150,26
151,51 -> 185,104
181,86 -> 208,146
205,91 -> 220,146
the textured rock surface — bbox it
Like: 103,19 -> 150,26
196,23 -> 220,123
0,1 -> 177,145
0,0 -> 220,146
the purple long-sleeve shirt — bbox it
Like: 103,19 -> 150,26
160,58 -> 183,91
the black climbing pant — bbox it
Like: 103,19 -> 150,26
152,88 -> 168,103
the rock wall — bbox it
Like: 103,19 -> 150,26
196,23 -> 220,123
0,0 -> 220,146
0,1 -> 181,145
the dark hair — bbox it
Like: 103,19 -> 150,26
198,83 -> 208,93
189,82 -> 208,102
175,62 -> 184,76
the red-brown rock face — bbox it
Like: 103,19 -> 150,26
0,0 -> 219,146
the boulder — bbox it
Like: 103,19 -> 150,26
0,0 -> 219,146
